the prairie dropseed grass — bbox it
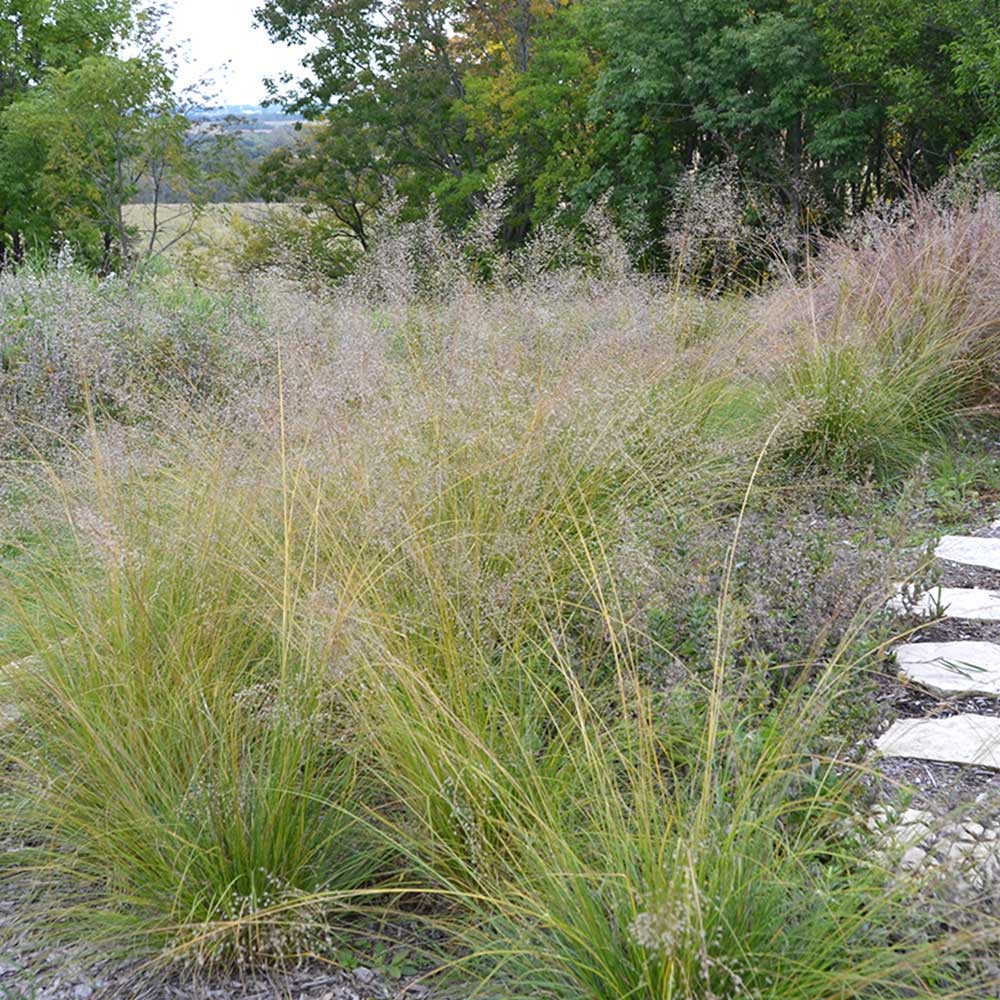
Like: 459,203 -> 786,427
0,193 -> 998,992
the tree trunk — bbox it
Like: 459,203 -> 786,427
514,0 -> 532,72
786,112 -> 804,272
100,230 -> 114,275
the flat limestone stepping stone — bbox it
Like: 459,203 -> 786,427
936,535 -> 1000,571
876,714 -> 1000,768
895,641 -> 1000,695
889,586 -> 1000,620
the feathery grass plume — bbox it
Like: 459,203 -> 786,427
766,192 -> 1000,479
0,254 -> 262,461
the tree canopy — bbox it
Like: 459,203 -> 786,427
255,0 -> 1000,270
0,1 -> 200,270
2,1 -> 997,275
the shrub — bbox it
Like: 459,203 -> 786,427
227,206 -> 361,287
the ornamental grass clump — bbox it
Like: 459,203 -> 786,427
0,435 -> 384,969
335,440 -> 989,998
769,193 -> 1000,479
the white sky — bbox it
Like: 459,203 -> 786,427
161,0 -> 306,106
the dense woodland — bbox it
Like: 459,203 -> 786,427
253,0 -> 1000,264
1,0 -> 999,275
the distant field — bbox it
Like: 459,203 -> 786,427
123,201 -> 292,258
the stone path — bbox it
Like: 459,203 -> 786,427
873,513 -> 1000,923
877,714 -> 1000,768
882,519 -> 1000,768
936,534 -> 1000,572
888,585 -> 1000,620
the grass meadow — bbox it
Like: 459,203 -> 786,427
1,193 -> 1000,995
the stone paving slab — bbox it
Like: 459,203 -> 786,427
876,714 -> 1000,768
936,535 -> 1000,571
895,640 -> 1000,695
890,586 -> 1000,620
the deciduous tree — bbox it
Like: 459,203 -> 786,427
1,52 -> 194,270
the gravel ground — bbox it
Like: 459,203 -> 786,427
865,502 -> 1000,912
855,504 -> 1000,997
0,889 -> 440,999
0,934 -> 434,1000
